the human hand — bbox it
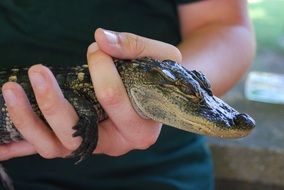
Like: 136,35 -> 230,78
87,28 -> 182,156
0,28 -> 181,160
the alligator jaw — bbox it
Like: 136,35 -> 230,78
178,114 -> 255,138
128,79 -> 255,138
167,95 -> 255,138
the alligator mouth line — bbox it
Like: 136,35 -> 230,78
179,116 -> 251,138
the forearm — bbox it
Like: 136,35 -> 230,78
178,24 -> 256,96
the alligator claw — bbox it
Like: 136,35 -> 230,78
68,115 -> 98,163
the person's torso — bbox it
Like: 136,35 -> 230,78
0,1 -> 213,189
0,0 -> 182,67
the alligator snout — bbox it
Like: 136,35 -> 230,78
233,113 -> 256,130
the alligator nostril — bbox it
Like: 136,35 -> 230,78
234,113 -> 256,129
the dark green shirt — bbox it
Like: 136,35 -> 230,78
0,0 -> 213,189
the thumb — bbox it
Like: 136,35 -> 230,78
93,28 -> 182,62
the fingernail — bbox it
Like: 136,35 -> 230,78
3,89 -> 17,107
30,72 -> 46,92
102,29 -> 118,44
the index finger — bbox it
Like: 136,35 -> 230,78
89,28 -> 182,63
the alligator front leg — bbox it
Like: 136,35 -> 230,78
70,114 -> 98,163
63,90 -> 99,163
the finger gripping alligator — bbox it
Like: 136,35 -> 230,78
0,57 -> 255,162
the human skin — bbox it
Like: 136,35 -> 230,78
0,0 -> 255,160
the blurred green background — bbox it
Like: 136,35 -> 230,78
211,1 -> 284,189
249,0 -> 284,73
249,0 -> 284,54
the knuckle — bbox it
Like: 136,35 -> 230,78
87,49 -> 105,62
38,145 -> 68,159
98,137 -> 132,157
39,101 -> 57,115
63,140 -> 80,152
107,151 -> 124,157
39,98 -> 64,115
96,86 -> 123,107
10,115 -> 24,128
132,124 -> 161,150
134,136 -> 156,150
121,33 -> 146,57
9,109 -> 33,130
38,149 -> 59,159
106,149 -> 130,157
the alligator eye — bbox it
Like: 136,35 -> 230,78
161,69 -> 176,81
175,80 -> 196,96
145,69 -> 167,84
147,67 -> 176,84
181,84 -> 194,95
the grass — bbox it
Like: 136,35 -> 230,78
249,0 -> 284,54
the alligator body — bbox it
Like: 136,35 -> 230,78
0,57 -> 255,161
0,57 -> 255,190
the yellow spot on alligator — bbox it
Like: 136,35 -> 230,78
9,75 -> 17,82
77,72 -> 85,81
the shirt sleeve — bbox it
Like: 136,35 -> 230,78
175,0 -> 201,5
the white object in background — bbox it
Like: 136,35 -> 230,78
245,71 -> 284,104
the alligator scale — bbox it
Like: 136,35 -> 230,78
0,57 -> 255,161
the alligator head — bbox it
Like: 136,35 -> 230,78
116,57 -> 255,138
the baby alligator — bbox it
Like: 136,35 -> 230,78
0,57 -> 256,162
